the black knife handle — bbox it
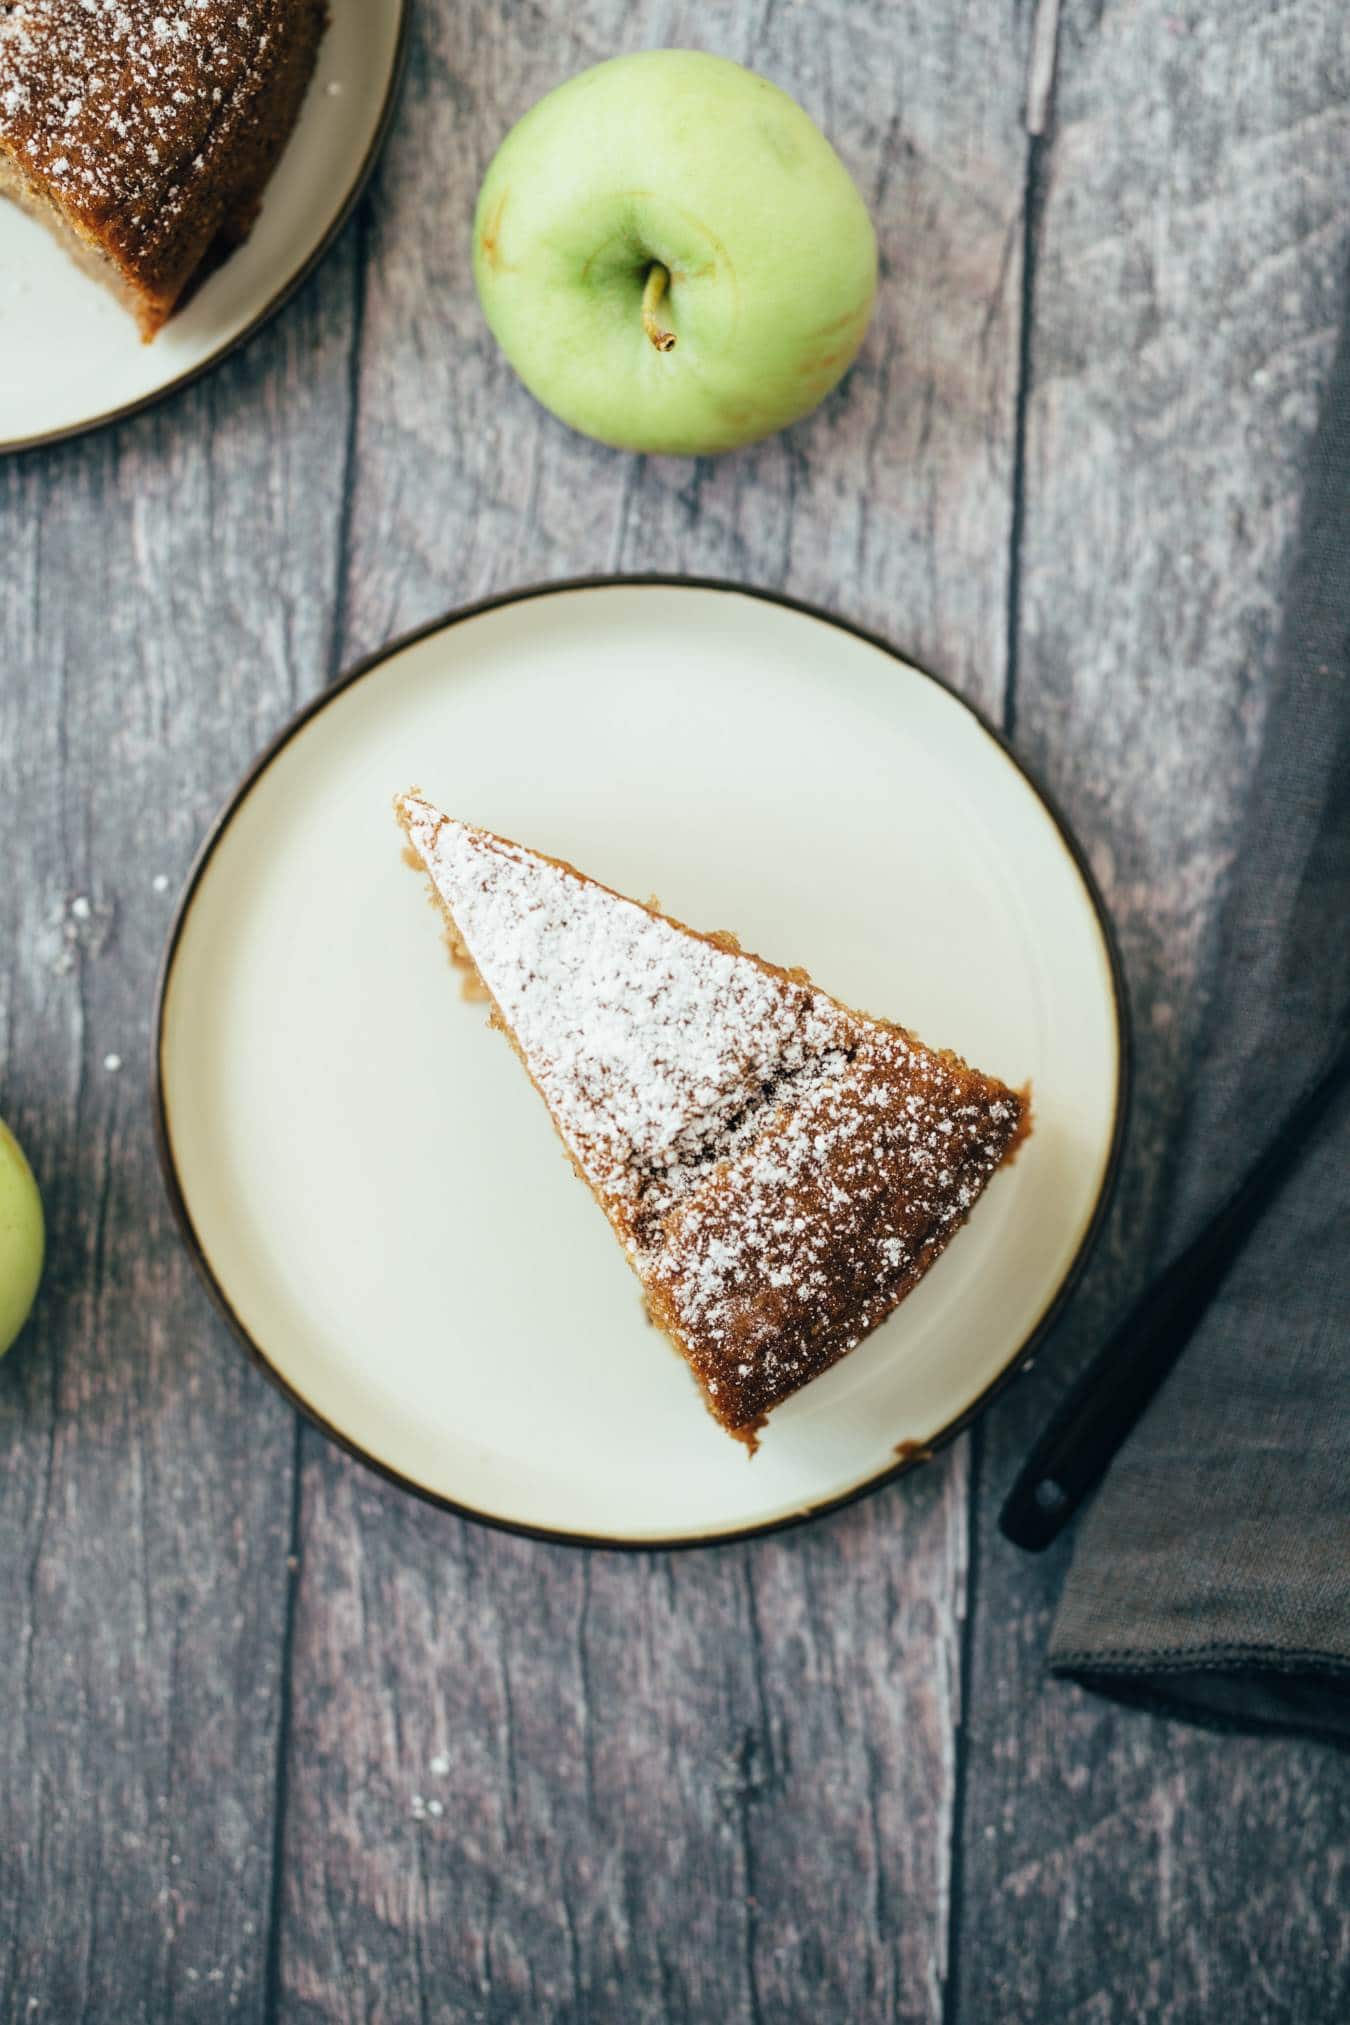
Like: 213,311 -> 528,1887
999,1016 -> 1350,1552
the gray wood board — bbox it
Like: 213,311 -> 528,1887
0,253 -> 360,2018
2,0 -> 1349,2020
958,5 -> 1350,2023
276,2 -> 1032,2020
271,3 -> 1036,2025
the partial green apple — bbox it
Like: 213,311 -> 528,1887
473,50 -> 878,456
0,1117 -> 43,1356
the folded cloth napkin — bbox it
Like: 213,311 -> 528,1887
1047,295 -> 1350,1745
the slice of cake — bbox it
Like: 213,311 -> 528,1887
0,1 -> 328,340
396,792 -> 1030,1449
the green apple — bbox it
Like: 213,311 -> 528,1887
472,50 -> 878,456
0,1117 -> 44,1356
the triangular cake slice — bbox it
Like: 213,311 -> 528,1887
396,792 -> 1030,1449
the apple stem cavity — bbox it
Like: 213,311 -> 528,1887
641,264 -> 677,352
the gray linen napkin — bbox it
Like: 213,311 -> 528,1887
1047,289 -> 1350,1744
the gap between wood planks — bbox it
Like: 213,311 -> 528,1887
1005,0 -> 1061,744
258,199 -> 373,2019
946,2 -> 1062,2017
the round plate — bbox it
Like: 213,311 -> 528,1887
0,0 -> 408,455
156,581 -> 1129,1547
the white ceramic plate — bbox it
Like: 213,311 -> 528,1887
0,0 -> 407,454
156,582 -> 1128,1546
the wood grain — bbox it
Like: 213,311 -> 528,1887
337,0 -> 1028,701
0,251 -> 358,2019
279,1443 -> 972,2024
275,2 -> 1032,2020
956,5 -> 1350,2022
3,0 -> 1350,2020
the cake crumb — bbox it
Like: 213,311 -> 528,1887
893,1438 -> 934,1465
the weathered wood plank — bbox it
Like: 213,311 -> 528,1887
281,1442 -> 972,2024
338,0 -> 1027,698
0,249 -> 358,2020
275,2 -> 1032,2019
958,3 -> 1350,2019
11,4 -> 1345,2019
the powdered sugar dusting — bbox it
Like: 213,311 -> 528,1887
651,1049 -> 1019,1425
398,793 -> 1028,1439
0,1 -> 312,269
400,794 -> 858,1214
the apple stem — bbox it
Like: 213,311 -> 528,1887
641,264 -> 677,352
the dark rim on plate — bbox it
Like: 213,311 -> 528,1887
152,576 -> 1134,1551
2,0 -> 411,458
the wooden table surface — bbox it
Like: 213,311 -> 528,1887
3,2 -> 1349,2019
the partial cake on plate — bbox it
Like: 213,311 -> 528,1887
396,792 -> 1030,1449
0,0 -> 328,340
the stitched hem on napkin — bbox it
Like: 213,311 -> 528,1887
1052,1647 -> 1350,1747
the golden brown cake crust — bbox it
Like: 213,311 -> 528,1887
644,1042 -> 1029,1440
0,0 -> 328,336
396,794 -> 1031,1450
